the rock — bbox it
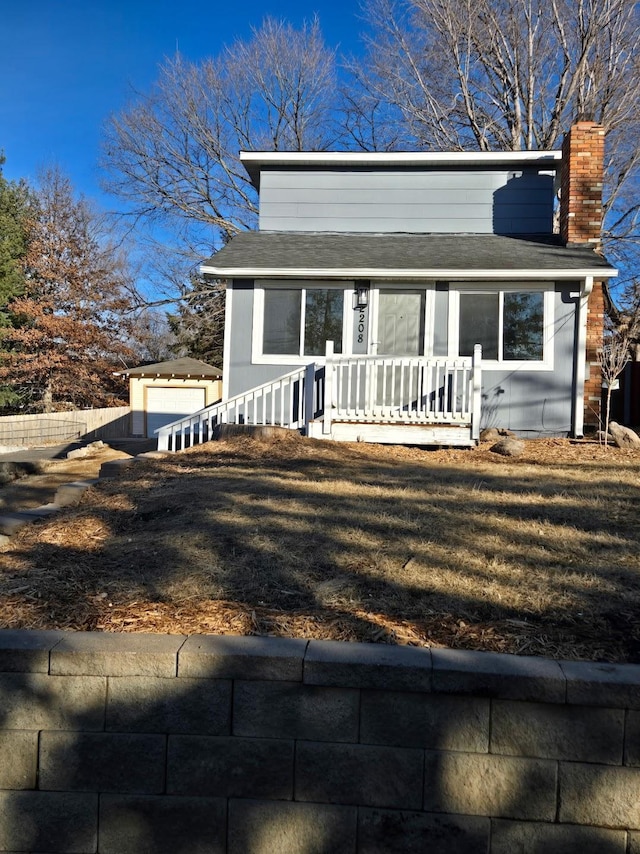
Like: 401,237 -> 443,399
480,428 -> 517,442
66,447 -> 89,459
55,479 -> 99,507
88,440 -> 105,450
490,437 -> 525,457
609,422 -> 640,448
480,428 -> 501,442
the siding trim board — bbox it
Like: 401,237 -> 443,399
206,266 -> 610,281
240,148 -> 562,188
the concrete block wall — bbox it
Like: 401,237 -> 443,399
0,631 -> 639,853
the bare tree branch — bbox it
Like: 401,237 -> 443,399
102,17 -> 337,256
347,0 -> 640,318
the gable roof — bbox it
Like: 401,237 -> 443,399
201,232 -> 617,280
115,357 -> 222,379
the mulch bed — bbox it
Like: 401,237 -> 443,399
1,434 -> 638,662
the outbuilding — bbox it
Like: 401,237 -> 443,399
116,358 -> 222,438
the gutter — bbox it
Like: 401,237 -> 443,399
200,266 -> 618,281
573,276 -> 594,438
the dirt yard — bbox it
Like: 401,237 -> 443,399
1,433 -> 639,662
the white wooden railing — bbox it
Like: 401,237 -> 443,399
322,342 -> 482,439
157,344 -> 482,451
156,365 -> 319,451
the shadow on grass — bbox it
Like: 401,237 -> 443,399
0,438 -> 636,851
1,437 -> 639,661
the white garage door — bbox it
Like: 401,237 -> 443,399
146,387 -> 206,438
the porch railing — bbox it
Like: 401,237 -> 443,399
323,342 -> 481,433
156,343 -> 482,451
156,365 -> 322,451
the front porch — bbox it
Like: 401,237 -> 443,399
156,344 -> 482,452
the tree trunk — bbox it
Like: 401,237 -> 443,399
42,381 -> 53,414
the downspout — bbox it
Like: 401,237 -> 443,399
221,278 -> 233,401
573,276 -> 593,438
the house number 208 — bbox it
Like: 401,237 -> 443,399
357,311 -> 366,344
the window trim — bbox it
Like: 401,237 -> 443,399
252,280 -> 352,364
448,283 -> 555,371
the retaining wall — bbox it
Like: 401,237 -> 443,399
0,631 -> 638,853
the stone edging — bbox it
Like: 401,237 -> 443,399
0,451 -> 166,543
1,629 -> 639,708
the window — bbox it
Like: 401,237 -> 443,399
459,293 -> 500,359
454,285 -> 552,367
263,289 -> 301,355
502,293 -> 545,360
256,283 -> 346,361
303,289 -> 343,356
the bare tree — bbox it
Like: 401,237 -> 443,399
352,0 -> 640,151
102,17 -> 337,255
598,332 -> 631,445
127,309 -> 178,365
348,0 -> 640,318
167,279 -> 226,368
604,280 -> 640,361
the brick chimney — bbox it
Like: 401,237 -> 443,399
559,121 -> 605,247
559,122 -> 607,434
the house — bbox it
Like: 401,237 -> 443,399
115,357 -> 222,439
157,122 -> 616,451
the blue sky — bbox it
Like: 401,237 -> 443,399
2,0 -> 365,206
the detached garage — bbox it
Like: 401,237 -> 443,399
116,358 -> 223,439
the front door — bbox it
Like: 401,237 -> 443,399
377,290 -> 425,356
374,289 -> 426,410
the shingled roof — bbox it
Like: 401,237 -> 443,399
202,232 -> 616,279
115,357 -> 222,378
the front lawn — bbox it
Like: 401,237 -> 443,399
1,433 -> 639,662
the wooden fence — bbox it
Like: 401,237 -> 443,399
0,406 -> 131,445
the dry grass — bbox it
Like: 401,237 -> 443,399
1,433 -> 639,662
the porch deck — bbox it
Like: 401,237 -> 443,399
156,345 -> 482,452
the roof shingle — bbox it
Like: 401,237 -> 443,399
202,232 -> 615,277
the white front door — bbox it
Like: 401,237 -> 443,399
373,289 -> 428,410
377,290 -> 426,356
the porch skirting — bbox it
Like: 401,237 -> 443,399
306,420 -> 475,447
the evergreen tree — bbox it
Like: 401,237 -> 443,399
0,154 -> 33,408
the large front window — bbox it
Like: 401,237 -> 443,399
262,286 -> 344,357
457,289 -> 547,363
